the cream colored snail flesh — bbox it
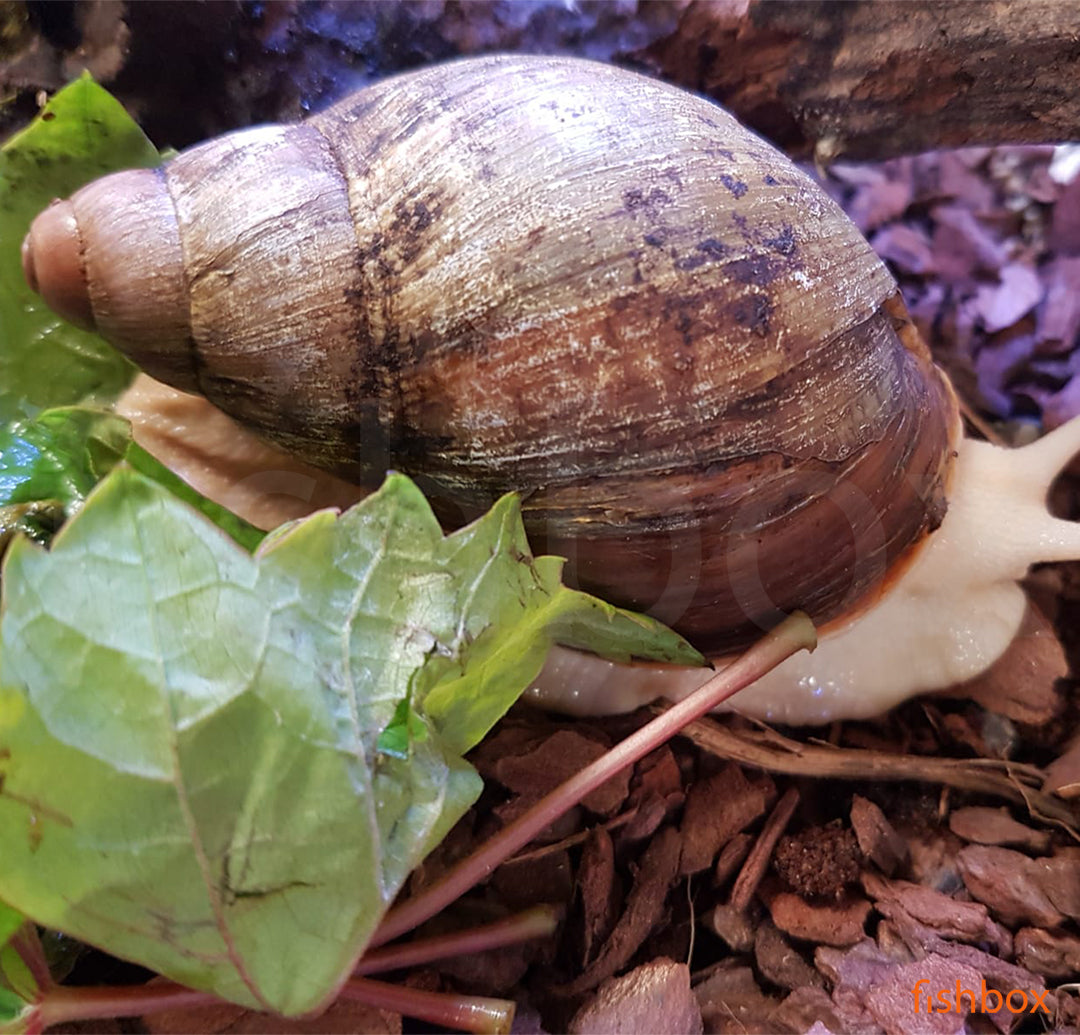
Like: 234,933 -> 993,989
21,55 -> 1080,724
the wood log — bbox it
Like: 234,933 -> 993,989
644,0 -> 1080,161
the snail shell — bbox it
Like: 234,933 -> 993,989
22,54 -> 958,658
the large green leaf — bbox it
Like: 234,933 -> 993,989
0,74 -> 158,421
0,469 -> 700,1015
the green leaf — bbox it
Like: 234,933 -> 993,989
0,945 -> 35,1013
0,469 -> 697,1015
376,690 -> 428,760
0,407 -> 128,552
0,906 -> 23,951
0,992 -> 31,1033
0,408 -> 129,508
0,905 -> 41,1025
408,493 -> 702,755
0,502 -> 64,552
0,74 -> 159,422
125,443 -> 264,552
0,408 -> 263,551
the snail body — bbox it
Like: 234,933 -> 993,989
22,55 -> 1080,723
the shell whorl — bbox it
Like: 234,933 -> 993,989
26,55 -> 959,652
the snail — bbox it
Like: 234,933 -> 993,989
21,54 -> 1080,724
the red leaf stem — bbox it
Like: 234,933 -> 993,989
356,905 -> 559,975
340,976 -> 515,1034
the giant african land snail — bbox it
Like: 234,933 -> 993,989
21,55 -> 1080,724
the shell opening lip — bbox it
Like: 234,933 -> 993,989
22,199 -> 97,332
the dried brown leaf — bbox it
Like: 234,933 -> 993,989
1015,926 -> 1080,979
1045,734 -> 1080,798
143,995 -> 401,1034
1036,256 -> 1080,353
578,827 -> 619,967
692,964 -> 780,1035
1050,173 -> 1080,254
975,263 -> 1043,332
753,921 -> 823,992
770,987 -> 846,1035
872,222 -> 935,274
559,826 -> 681,996
494,729 -> 628,817
759,879 -> 871,948
931,204 -> 1006,282
948,806 -> 1052,852
867,956 -> 982,1035
849,177 -> 912,233
851,795 -> 909,875
678,764 -> 771,876
956,845 -> 1065,927
568,959 -> 702,1035
861,872 -> 1011,954
942,604 -> 1067,724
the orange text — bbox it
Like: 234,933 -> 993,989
910,979 -> 1049,1015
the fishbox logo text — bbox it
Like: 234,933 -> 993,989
910,979 -> 1049,1015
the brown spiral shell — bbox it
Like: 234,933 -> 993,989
22,55 -> 958,652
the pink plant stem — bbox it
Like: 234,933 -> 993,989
36,981 -> 219,1028
371,612 -> 816,947
356,905 -> 559,975
11,925 -> 52,994
341,976 -> 515,1035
